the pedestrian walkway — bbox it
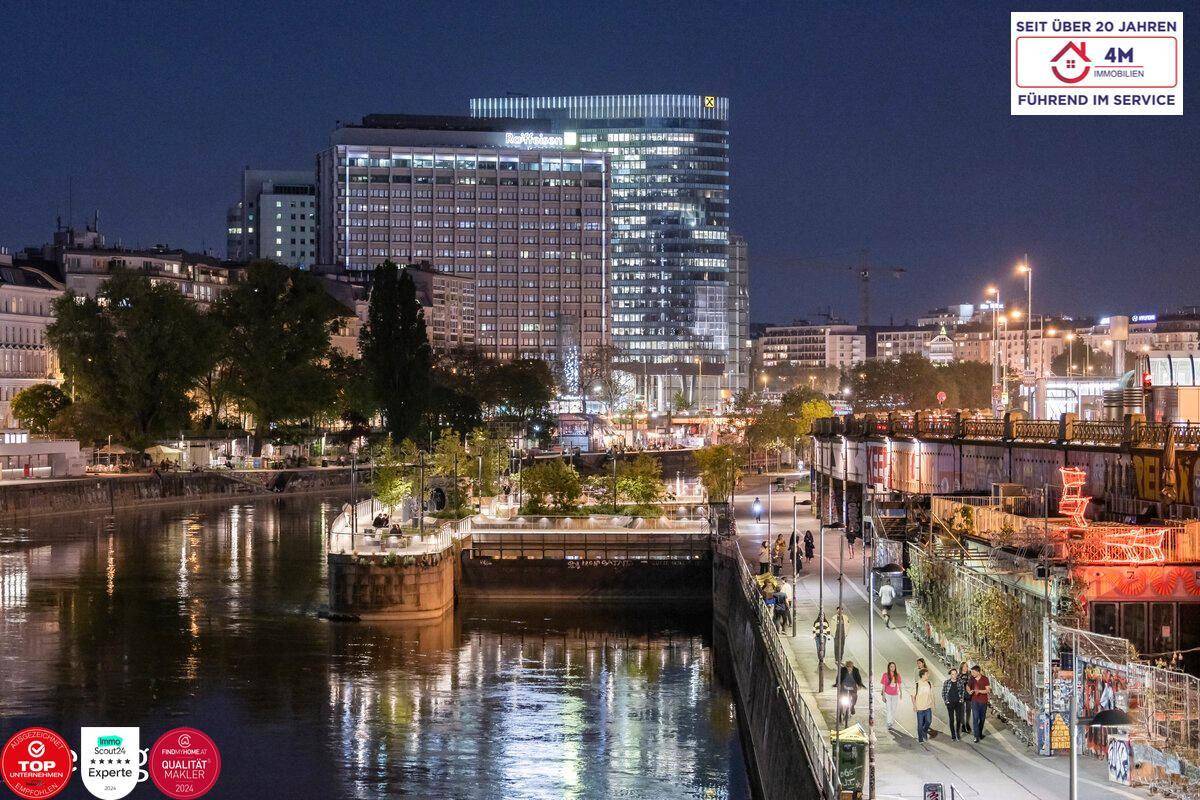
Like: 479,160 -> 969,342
733,473 -> 1152,800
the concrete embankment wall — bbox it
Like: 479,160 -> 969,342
328,536 -> 468,620
713,546 -> 822,800
0,467 -> 356,517
458,554 -> 712,602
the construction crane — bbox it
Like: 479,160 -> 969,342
796,249 -> 907,326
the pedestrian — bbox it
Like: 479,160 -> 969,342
878,580 -> 896,628
968,664 -> 991,742
912,668 -> 934,743
772,533 -> 786,576
788,528 -> 799,569
758,540 -> 771,575
915,657 -> 927,676
881,662 -> 902,730
752,496 -> 763,523
942,668 -> 965,741
773,584 -> 791,631
846,528 -> 857,557
956,662 -> 972,736
837,659 -> 866,720
804,529 -> 815,561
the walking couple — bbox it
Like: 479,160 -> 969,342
941,662 -> 992,743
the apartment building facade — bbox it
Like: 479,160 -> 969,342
315,114 -> 608,374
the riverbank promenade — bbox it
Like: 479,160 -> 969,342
734,473 -> 1153,800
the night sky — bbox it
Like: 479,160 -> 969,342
0,0 -> 1194,325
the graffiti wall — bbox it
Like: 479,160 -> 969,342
1131,449 -> 1200,505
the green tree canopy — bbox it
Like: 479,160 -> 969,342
11,383 -> 70,435
46,270 -> 206,450
845,355 -> 994,411
360,263 -> 432,442
219,261 -> 340,453
694,445 -> 742,503
746,387 -> 833,454
478,359 -> 555,422
617,453 -> 666,506
1051,345 -> 1114,377
194,307 -> 235,433
521,459 -> 582,514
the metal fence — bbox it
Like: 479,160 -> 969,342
469,530 -> 710,560
715,531 -> 838,799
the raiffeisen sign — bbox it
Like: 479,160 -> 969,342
504,131 -> 566,149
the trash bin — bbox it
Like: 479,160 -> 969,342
828,722 -> 868,797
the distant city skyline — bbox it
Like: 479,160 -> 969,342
1,1 -> 1195,325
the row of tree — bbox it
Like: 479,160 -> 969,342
28,260 -> 556,452
841,355 -> 994,412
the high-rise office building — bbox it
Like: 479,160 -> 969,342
727,233 -> 750,395
470,95 -> 731,412
227,169 -> 317,267
314,114 -> 610,371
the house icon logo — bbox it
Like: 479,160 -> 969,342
1050,41 -> 1091,84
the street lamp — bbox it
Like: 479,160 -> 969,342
1017,259 -> 1033,377
1065,333 -> 1076,376
986,285 -> 1001,408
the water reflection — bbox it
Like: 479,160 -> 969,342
0,495 -> 750,799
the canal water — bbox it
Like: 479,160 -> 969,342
0,493 -> 753,799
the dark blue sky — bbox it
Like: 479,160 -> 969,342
0,1 -> 1193,324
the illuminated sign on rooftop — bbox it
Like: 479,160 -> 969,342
503,132 -> 565,149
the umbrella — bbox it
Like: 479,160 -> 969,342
99,444 -> 133,455
873,563 -> 906,575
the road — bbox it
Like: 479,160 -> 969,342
732,472 -> 1152,800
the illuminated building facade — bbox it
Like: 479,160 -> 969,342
469,95 -> 731,411
315,115 -> 609,368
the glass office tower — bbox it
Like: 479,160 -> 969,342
470,95 -> 731,412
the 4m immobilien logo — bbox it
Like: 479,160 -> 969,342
1011,12 -> 1182,116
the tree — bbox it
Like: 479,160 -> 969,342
1051,346 -> 1113,377
580,343 -> 632,413
521,459 -> 582,513
193,308 -> 235,434
219,261 -> 340,454
746,387 -> 832,458
694,445 -> 742,503
479,359 -> 555,422
47,270 -> 207,450
359,263 -> 432,442
370,437 -> 418,511
326,351 -> 376,434
618,453 -> 666,506
11,384 -> 70,435
467,427 -> 508,496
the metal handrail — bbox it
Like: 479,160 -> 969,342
960,419 -> 1004,439
1013,420 -> 1058,441
470,530 -> 710,560
717,529 -> 838,798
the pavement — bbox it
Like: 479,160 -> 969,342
733,472 -> 1153,800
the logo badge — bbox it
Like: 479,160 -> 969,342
149,728 -> 220,799
1,726 -> 73,799
703,95 -> 716,109
80,728 -> 140,800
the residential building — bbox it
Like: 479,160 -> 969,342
315,114 -> 609,373
874,327 -> 936,360
227,169 -> 317,267
874,325 -> 957,364
469,94 -> 731,412
0,250 -> 62,429
19,223 -> 240,306
726,233 -> 750,396
322,262 -> 476,356
953,322 -> 1065,377
759,322 -> 866,371
917,304 -> 977,328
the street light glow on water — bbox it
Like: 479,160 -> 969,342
0,494 -> 751,799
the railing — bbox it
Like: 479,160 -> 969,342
1131,422 -> 1200,448
1013,419 -> 1059,441
717,526 -> 838,799
918,417 -> 958,438
1072,420 -> 1126,444
960,419 -> 1004,439
469,530 -> 710,560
